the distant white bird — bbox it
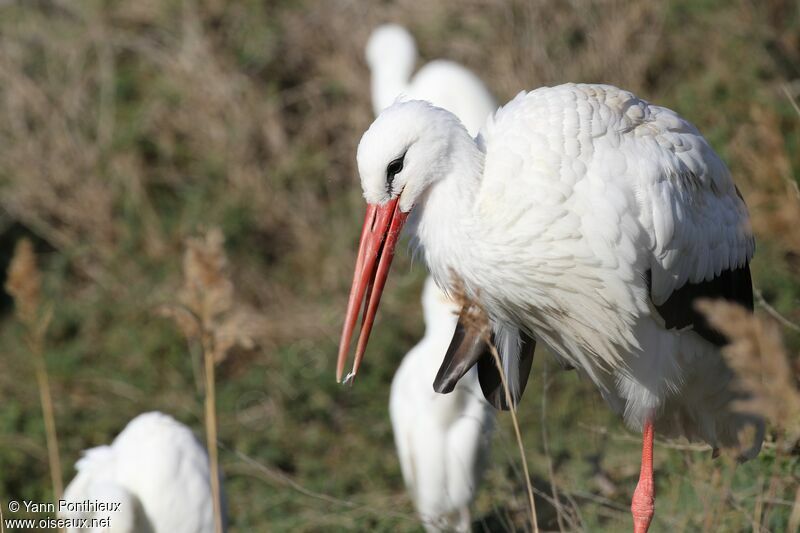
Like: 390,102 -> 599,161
367,25 -> 496,531
338,83 -> 765,532
61,412 -> 223,533
390,278 -> 494,532
366,24 -> 496,136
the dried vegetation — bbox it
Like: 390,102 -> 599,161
0,0 -> 797,531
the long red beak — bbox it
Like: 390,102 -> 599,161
337,198 -> 409,383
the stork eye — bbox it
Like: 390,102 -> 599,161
386,156 -> 404,182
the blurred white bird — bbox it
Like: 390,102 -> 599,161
61,411 -> 224,533
390,278 -> 494,532
367,24 -> 497,531
340,83 -> 765,532
365,23 -> 496,136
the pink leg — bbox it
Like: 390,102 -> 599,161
631,419 -> 655,533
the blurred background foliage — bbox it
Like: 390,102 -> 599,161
0,0 -> 798,531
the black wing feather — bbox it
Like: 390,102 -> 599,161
477,331 -> 536,411
433,309 -> 537,411
648,263 -> 754,346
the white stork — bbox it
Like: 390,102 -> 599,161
390,277 -> 494,532
61,411 -> 224,532
337,83 -> 764,532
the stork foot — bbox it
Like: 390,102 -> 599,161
631,419 -> 655,533
631,476 -> 654,533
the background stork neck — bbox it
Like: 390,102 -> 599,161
370,69 -> 411,116
423,310 -> 459,339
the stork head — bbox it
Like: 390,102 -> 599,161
336,100 -> 470,382
357,100 -> 466,212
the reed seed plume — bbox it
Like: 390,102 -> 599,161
698,299 -> 800,531
696,299 -> 800,446
161,227 -> 262,364
5,238 -> 63,501
6,239 -> 42,327
183,228 -> 233,332
161,227 -> 262,533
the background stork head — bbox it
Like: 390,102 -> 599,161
365,24 -> 417,78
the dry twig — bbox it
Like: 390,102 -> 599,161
754,289 -> 800,334
5,239 -> 62,501
541,362 -> 582,532
449,276 -> 540,533
160,228 -> 263,533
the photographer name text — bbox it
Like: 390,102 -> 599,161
19,499 -> 121,513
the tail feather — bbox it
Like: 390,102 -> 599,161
493,323 -> 521,400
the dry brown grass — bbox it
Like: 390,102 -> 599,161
0,12 -> 117,287
1,0 -> 792,344
733,105 -> 800,257
161,227 -> 264,533
167,228 -> 263,364
697,298 -> 800,531
6,240 -> 42,326
696,301 -> 800,446
5,239 -> 62,501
